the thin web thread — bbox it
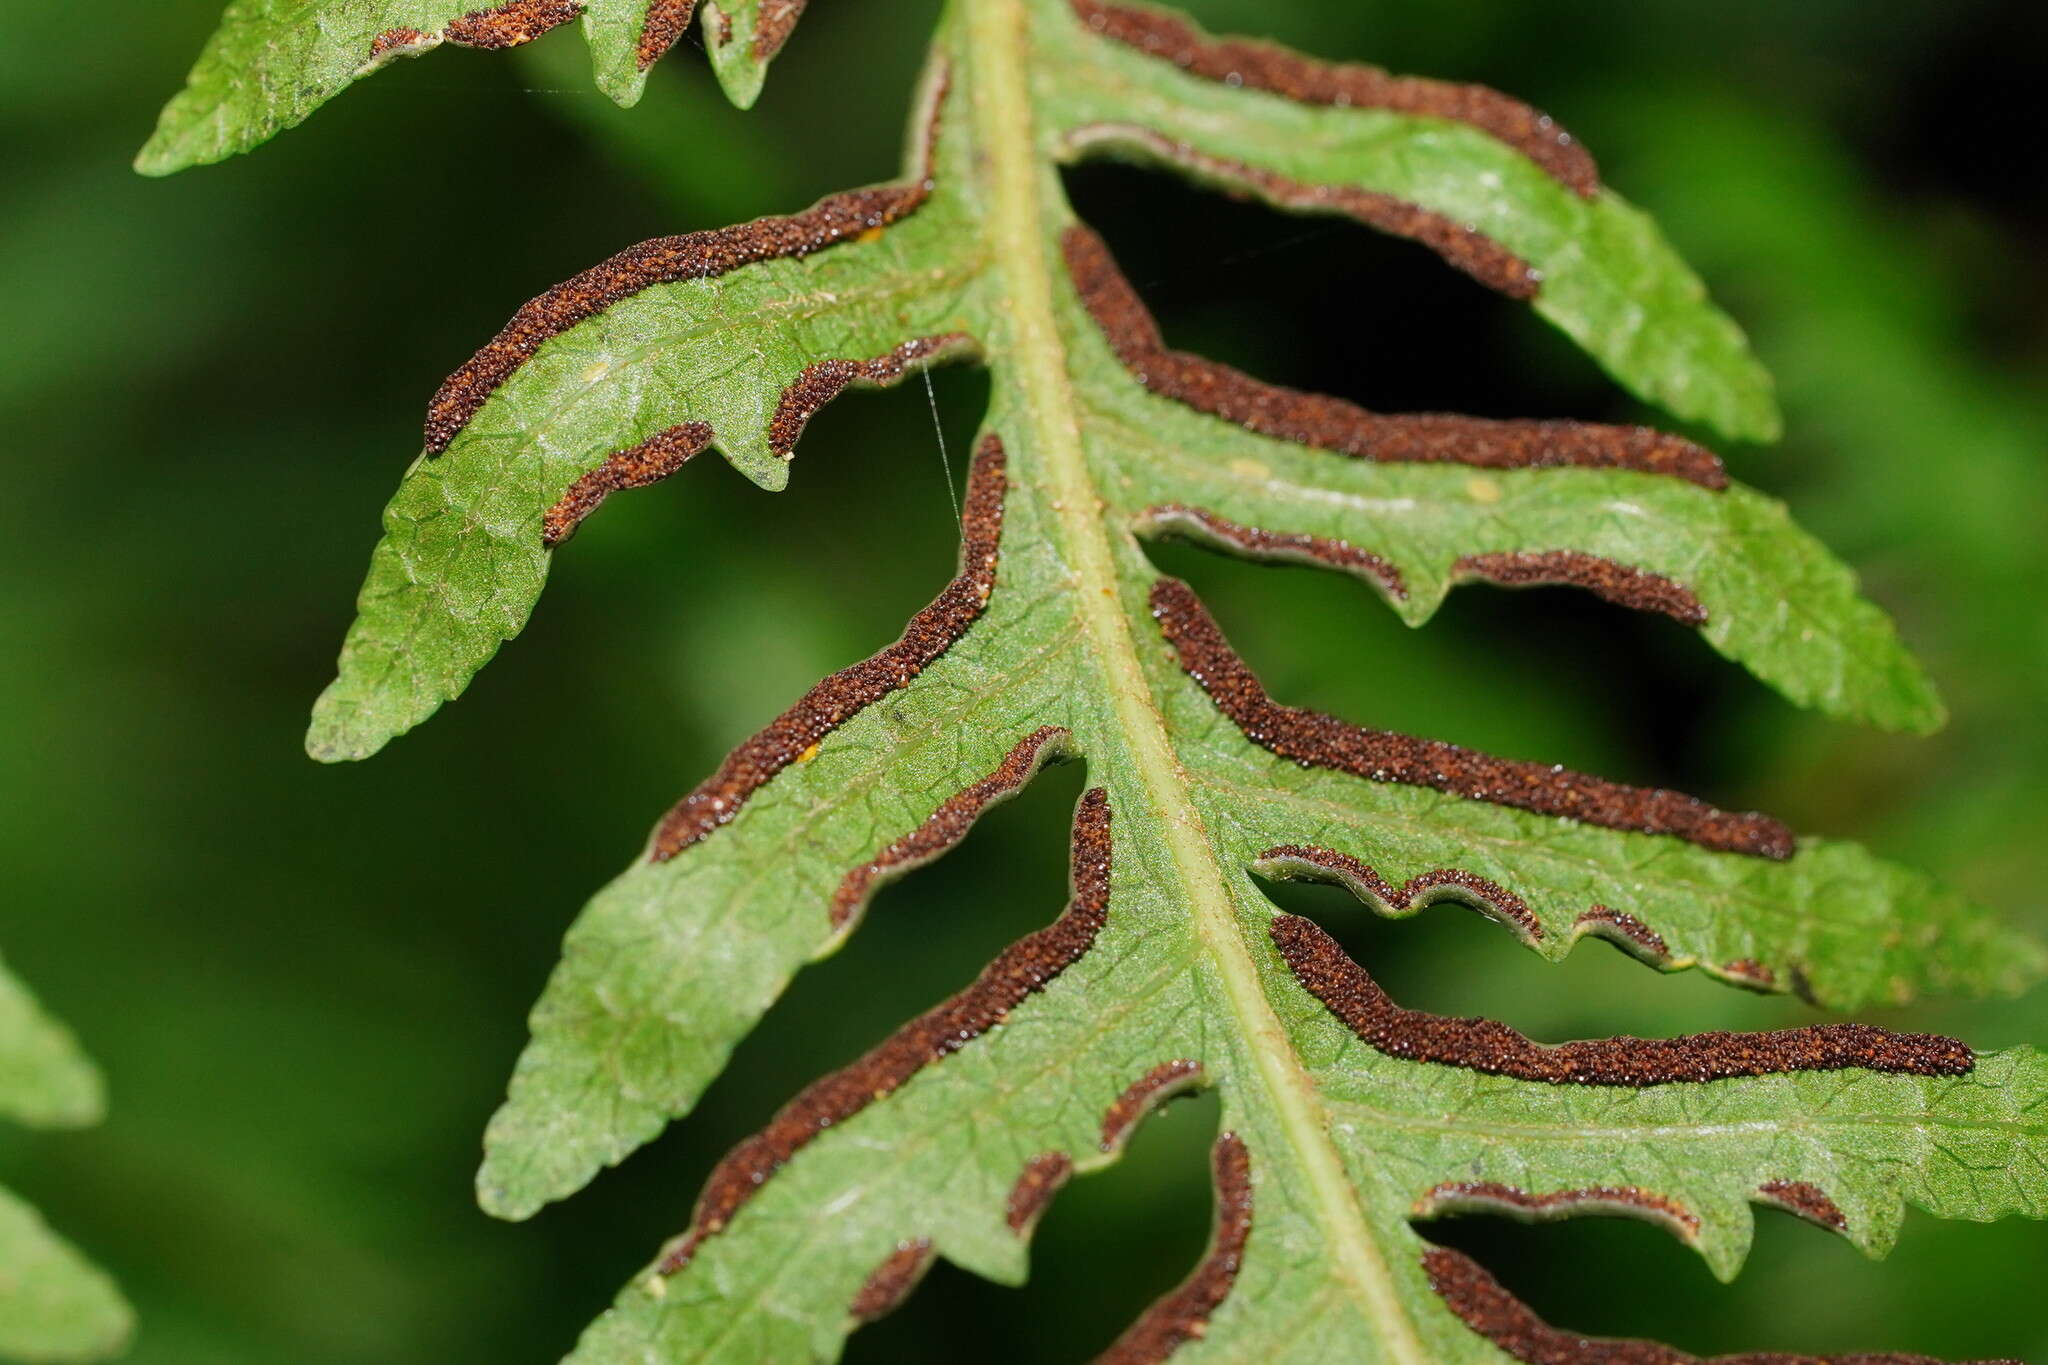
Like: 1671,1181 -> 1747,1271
923,365 -> 959,523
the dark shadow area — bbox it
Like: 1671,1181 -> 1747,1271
1063,160 -> 1618,423
523,360 -> 992,781
1418,1203 -> 2041,1362
1867,4 -> 2048,365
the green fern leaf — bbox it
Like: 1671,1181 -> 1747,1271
0,956 -> 131,1363
164,0 -> 2048,1358
135,0 -> 810,176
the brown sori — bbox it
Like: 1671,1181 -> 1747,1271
424,65 -> 949,453
1422,1246 -> 1994,1364
1257,844 -> 1543,942
1139,504 -> 1407,601
541,421 -> 713,547
847,1238 -> 935,1324
444,0 -> 583,49
1720,958 -> 1779,990
1272,913 -> 1974,1085
1067,0 -> 1598,197
1413,1181 -> 1700,1238
1098,1059 -> 1205,1153
751,0 -> 807,60
1573,907 -> 1672,962
1152,576 -> 1793,858
1005,1152 -> 1075,1235
650,436 -> 1007,861
1066,125 -> 1539,298
1098,1132 -> 1253,1364
1756,1179 -> 1849,1233
367,27 -> 432,59
657,789 -> 1114,1273
1062,226 -> 1726,488
635,0 -> 696,69
830,727 -> 1071,930
770,334 -> 975,458
1455,551 -> 1708,626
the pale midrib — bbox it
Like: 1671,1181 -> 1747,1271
963,1 -> 1428,1359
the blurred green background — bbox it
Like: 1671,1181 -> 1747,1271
2,0 -> 2044,1359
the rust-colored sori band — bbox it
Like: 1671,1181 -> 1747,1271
1413,1181 -> 1700,1239
1068,0 -> 1598,198
1062,226 -> 1726,488
830,726 -> 1071,930
1257,845 -> 1543,942
847,1238 -> 934,1324
444,0 -> 582,48
636,0 -> 696,69
657,789 -> 1114,1274
422,64 -> 949,454
1424,1245 -> 2003,1364
541,421 -> 713,547
651,435 -> 1007,861
1152,576 -> 1792,858
367,27 -> 431,59
1098,1059 -> 1204,1153
770,334 -> 975,458
1066,124 -> 1539,298
1273,913 -> 1973,1086
1096,1132 -> 1252,1364
370,0 -> 581,60
1139,504 -> 1408,601
1456,551 -> 1708,626
751,0 -> 808,61
1755,1179 -> 1848,1233
1005,1152 -> 1074,1235
1574,906 -> 1670,961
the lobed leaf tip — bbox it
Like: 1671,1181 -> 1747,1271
701,3 -> 768,109
1690,356 -> 1783,447
476,1102 -> 616,1219
303,701 -> 397,765
474,1169 -> 544,1223
130,142 -> 179,179
43,1068 -> 108,1134
1897,677 -> 1949,736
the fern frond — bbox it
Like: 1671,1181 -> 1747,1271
151,0 -> 2048,1359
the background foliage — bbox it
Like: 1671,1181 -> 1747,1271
2,0 -> 2043,1359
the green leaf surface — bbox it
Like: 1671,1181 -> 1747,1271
137,0 -> 803,176
0,956 -> 101,1132
262,0 -> 2046,1359
0,1187 -> 131,1365
0,959 -> 129,1363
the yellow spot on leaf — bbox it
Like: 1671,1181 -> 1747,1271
797,742 -> 821,764
581,359 -> 611,384
1465,475 -> 1502,504
857,226 -> 885,245
1228,457 -> 1270,481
